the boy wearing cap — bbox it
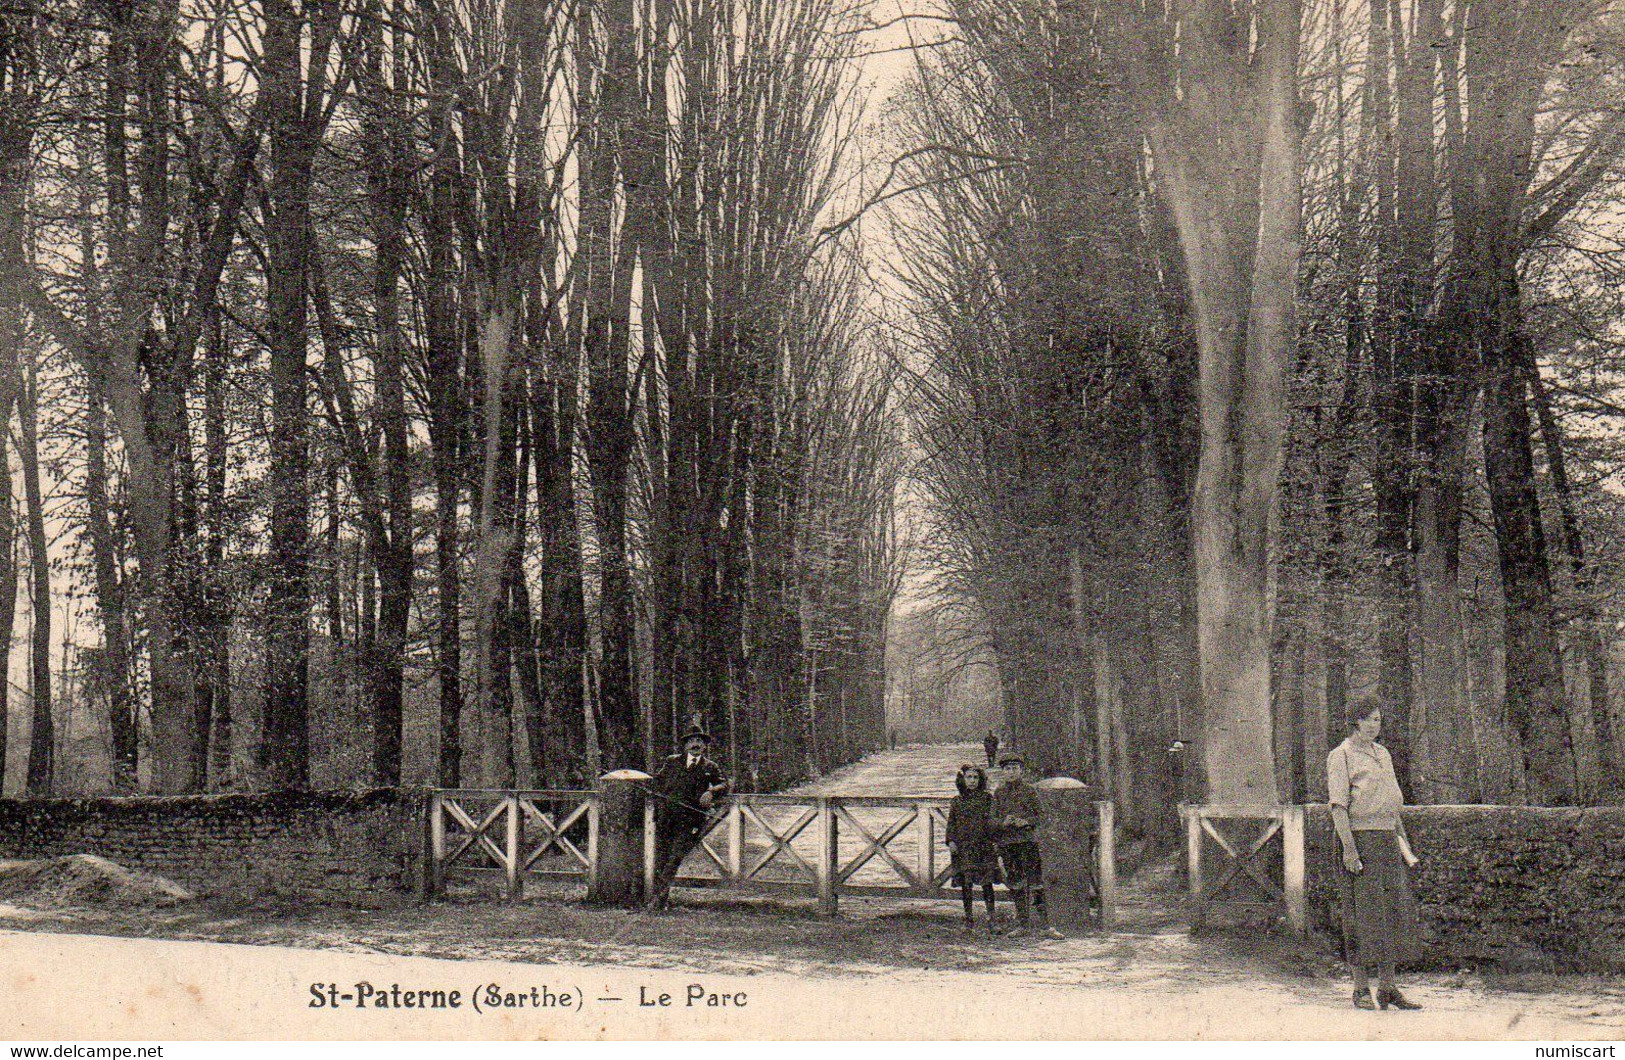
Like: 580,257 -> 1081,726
647,724 -> 731,910
992,755 -> 1063,939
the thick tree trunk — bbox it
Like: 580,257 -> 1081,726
347,0 -> 414,788
472,291 -> 519,788
1144,0 -> 1302,805
531,364 -> 587,786
85,389 -> 139,790
1480,279 -> 1576,805
1413,434 -> 1479,803
578,0 -> 641,770
259,0 -> 319,789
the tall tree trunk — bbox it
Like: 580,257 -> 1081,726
531,364 -> 586,786
1139,0 -> 1303,804
472,290 -> 519,787
355,0 -> 413,787
578,0 -> 641,769
424,4 -> 463,788
1454,1 -> 1579,805
0,369 -> 14,797
258,0 -> 320,789
85,387 -> 139,790
1526,353 -> 1614,781
1412,423 -> 1479,802
1480,279 -> 1576,804
0,70 -> 31,793
202,314 -> 233,787
1067,546 -> 1099,786
19,347 -> 51,795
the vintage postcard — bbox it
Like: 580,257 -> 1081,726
0,0 -> 1622,1044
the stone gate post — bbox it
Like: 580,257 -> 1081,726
588,768 -> 652,906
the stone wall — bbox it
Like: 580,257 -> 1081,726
1304,804 -> 1625,972
0,789 -> 429,906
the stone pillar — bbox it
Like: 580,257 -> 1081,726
1034,778 -> 1100,930
588,769 -> 652,906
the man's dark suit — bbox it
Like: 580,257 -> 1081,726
648,752 -> 730,907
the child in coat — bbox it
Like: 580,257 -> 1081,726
946,764 -> 1001,933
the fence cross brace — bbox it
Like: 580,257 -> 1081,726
741,803 -> 820,880
1200,814 -> 1284,902
441,797 -> 513,871
835,804 -> 918,886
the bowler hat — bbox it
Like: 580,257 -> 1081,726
680,724 -> 712,745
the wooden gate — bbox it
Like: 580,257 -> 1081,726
427,789 -> 598,898
426,788 -> 1116,926
654,794 -> 1116,923
1180,803 -> 1305,934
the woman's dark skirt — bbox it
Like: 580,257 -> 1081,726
950,839 -> 1002,887
1338,829 -> 1422,966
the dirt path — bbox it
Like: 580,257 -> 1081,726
786,741 -> 981,797
2,927 -> 1620,1040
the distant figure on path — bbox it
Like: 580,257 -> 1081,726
946,764 -> 1002,934
647,724 -> 730,911
984,730 -> 999,767
1329,698 -> 1423,1011
992,755 -> 1062,939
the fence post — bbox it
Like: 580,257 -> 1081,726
1094,800 -> 1117,930
915,802 -> 933,895
816,796 -> 838,916
586,794 -> 601,893
727,799 -> 743,883
427,790 -> 446,900
1282,804 -> 1306,936
1185,804 -> 1205,932
505,794 -> 522,900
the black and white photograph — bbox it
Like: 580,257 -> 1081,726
0,0 -> 1623,1044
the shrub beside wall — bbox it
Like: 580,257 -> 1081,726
1304,805 -> 1625,973
0,789 -> 429,906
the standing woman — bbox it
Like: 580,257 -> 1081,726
946,764 -> 1001,934
1328,697 -> 1424,1010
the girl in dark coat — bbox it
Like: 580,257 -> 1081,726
946,764 -> 1001,933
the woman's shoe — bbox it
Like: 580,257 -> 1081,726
1378,988 -> 1422,1011
1353,988 -> 1376,1010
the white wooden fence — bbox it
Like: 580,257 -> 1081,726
1179,803 -> 1306,934
428,788 -> 1116,924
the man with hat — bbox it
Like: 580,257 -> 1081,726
646,723 -> 731,910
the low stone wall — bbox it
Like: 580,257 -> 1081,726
0,789 -> 430,906
1304,804 -> 1625,972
